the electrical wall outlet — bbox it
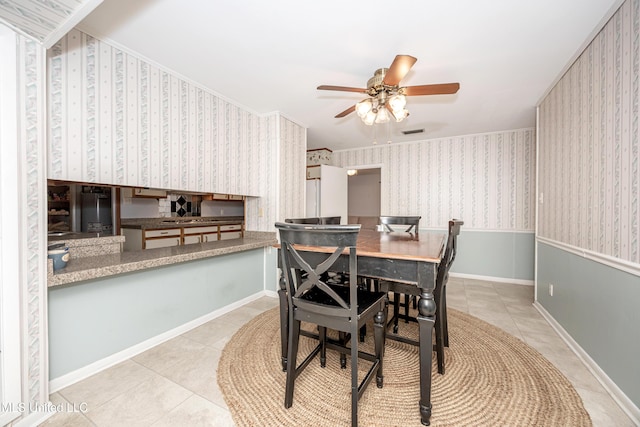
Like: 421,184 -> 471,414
548,283 -> 554,296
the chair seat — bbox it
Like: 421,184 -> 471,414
300,284 -> 387,316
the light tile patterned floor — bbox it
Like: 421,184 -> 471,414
40,279 -> 635,426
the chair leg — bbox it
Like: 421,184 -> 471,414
403,294 -> 410,323
374,309 -> 385,388
350,323 -> 359,427
339,331 -> 347,369
278,288 -> 289,372
434,285 -> 446,375
442,285 -> 449,347
392,293 -> 400,333
284,319 -> 301,408
434,314 -> 445,375
319,326 -> 327,368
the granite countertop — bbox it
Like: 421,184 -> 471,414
48,232 -> 125,245
120,216 -> 244,230
47,231 -> 276,288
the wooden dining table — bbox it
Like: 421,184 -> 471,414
276,228 -> 447,426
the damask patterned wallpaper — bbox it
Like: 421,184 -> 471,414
538,0 -> 640,265
333,128 -> 536,231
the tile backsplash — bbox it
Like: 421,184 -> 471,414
160,194 -> 201,217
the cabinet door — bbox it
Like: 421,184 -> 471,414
202,232 -> 219,243
122,228 -> 143,251
219,223 -> 242,240
133,188 -> 167,198
183,234 -> 201,245
220,231 -> 242,240
145,229 -> 181,238
145,237 -> 181,249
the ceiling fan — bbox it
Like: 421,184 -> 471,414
317,55 -> 460,125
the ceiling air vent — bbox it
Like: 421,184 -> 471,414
402,129 -> 424,135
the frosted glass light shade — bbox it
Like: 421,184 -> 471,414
388,94 -> 406,111
363,110 -> 376,125
375,107 -> 390,124
393,108 -> 409,122
355,99 -> 373,118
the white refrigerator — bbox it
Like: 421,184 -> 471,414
306,165 -> 348,223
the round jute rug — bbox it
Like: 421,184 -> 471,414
217,307 -> 591,427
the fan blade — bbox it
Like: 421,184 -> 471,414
335,105 -> 356,118
383,55 -> 417,86
317,85 -> 367,93
403,83 -> 460,96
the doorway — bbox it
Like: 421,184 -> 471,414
347,167 -> 381,222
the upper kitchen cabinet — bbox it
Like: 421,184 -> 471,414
47,29 -> 267,197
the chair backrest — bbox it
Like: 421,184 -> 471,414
276,222 -> 360,319
379,216 -> 421,233
437,219 -> 464,285
285,216 -> 342,225
284,217 -> 321,224
319,216 -> 341,224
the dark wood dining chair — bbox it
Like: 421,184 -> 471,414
433,219 -> 463,365
319,216 -> 341,224
285,217 -> 321,224
276,222 -> 388,427
379,218 -> 463,375
379,215 -> 421,233
377,216 -> 422,332
285,216 -> 342,225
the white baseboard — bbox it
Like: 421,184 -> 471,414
49,291 -> 269,393
264,289 -> 278,298
13,407 -> 53,427
450,272 -> 534,286
533,301 -> 640,425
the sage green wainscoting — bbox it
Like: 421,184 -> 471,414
49,248 -> 267,380
537,242 -> 640,409
265,246 -> 278,292
450,230 -> 534,282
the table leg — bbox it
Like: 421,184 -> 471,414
417,285 -> 437,426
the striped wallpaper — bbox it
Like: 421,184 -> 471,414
48,28 -> 307,232
333,128 -> 536,231
0,0 -> 92,46
244,113 -> 307,232
278,116 -> 308,223
49,29 -> 263,196
538,0 -> 640,265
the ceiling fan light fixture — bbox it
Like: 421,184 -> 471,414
363,110 -> 376,125
355,99 -> 373,118
392,108 -> 409,122
318,55 -> 460,130
388,94 -> 406,111
374,107 -> 390,124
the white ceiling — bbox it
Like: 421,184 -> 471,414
78,0 -> 621,151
